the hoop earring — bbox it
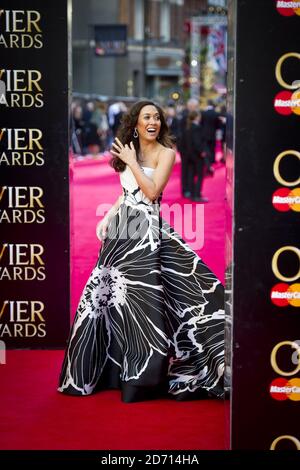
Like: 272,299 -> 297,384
133,128 -> 138,138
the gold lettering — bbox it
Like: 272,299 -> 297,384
0,324 -> 12,337
29,129 -> 43,149
29,187 -> 43,208
273,150 -> 300,187
9,93 -> 20,106
272,246 -> 300,282
14,324 -> 23,336
270,435 -> 300,450
0,186 -> 7,202
34,93 -> 44,107
37,324 -> 46,337
0,34 -> 43,49
13,187 -> 27,207
10,34 -> 19,48
3,128 -> 42,150
275,52 -> 300,90
0,93 -> 8,106
2,187 -> 44,208
0,244 -> 7,262
11,152 -> 22,165
31,301 -> 45,322
17,70 -> 32,91
12,128 -> 27,149
27,70 -> 42,92
13,244 -> 29,265
0,128 -> 6,141
12,11 -> 26,33
15,301 -> 30,322
30,245 -> 44,265
1,70 -> 42,92
0,34 -> 8,47
27,11 -> 41,33
11,209 -> 22,223
270,341 -> 300,376
34,34 -> 43,49
0,301 -> 8,320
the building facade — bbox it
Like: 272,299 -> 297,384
72,0 -> 208,100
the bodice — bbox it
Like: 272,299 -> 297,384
120,165 -> 162,207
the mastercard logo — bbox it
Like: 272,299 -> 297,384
276,0 -> 300,15
271,283 -> 300,306
274,90 -> 300,115
270,435 -> 300,449
272,187 -> 300,211
270,377 -> 300,401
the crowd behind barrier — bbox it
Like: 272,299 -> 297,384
70,93 -> 227,158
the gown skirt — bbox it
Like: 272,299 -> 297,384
58,166 -> 225,402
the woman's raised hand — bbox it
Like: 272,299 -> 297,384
110,138 -> 136,166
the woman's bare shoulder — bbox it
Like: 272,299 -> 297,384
158,146 -> 176,165
159,145 -> 176,158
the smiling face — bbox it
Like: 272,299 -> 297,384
136,105 -> 161,141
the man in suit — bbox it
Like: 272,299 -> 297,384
181,110 -> 209,203
177,98 -> 199,198
201,100 -> 221,165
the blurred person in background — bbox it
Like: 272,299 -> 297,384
219,104 -> 227,163
72,104 -> 85,156
165,101 -> 180,147
82,101 -> 101,156
90,101 -> 109,153
177,98 -> 199,197
201,100 -> 221,165
180,110 -> 209,203
111,102 -> 127,138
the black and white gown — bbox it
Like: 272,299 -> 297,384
58,165 -> 225,402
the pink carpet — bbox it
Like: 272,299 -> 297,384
0,155 -> 226,450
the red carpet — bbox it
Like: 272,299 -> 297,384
0,155 -> 226,450
0,351 -> 225,450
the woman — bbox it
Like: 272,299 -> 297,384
58,100 -> 224,403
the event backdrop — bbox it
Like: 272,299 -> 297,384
0,0 -> 71,347
226,0 -> 300,450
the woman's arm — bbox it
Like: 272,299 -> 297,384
107,194 -> 124,218
129,148 -> 175,200
111,138 -> 175,201
96,194 -> 123,241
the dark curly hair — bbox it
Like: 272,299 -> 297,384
110,100 -> 173,172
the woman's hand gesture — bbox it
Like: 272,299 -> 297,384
110,138 -> 136,166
